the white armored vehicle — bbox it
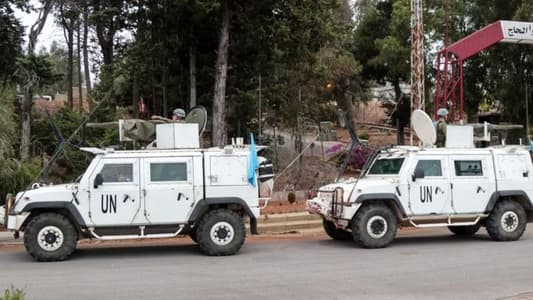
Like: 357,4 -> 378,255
308,110 -> 533,248
1,109 -> 273,261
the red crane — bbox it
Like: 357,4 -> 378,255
435,20 -> 533,122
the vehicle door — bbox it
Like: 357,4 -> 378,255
449,155 -> 494,213
89,158 -> 142,226
408,156 -> 451,215
143,157 -> 194,224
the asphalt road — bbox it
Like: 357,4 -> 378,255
1,228 -> 533,300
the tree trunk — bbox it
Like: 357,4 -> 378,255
77,20 -> 83,112
212,2 -> 231,147
67,26 -> 74,110
341,77 -> 357,129
83,0 -> 91,111
94,0 -> 115,67
393,79 -> 402,101
21,0 -> 53,162
132,73 -> 139,117
21,86 -> 33,162
151,70 -> 157,115
162,65 -> 168,117
189,46 -> 197,109
392,79 -> 404,145
61,6 -> 75,110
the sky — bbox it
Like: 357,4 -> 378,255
15,0 -> 64,52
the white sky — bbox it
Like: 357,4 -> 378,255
15,0 -> 64,52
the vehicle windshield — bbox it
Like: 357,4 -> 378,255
367,158 -> 405,175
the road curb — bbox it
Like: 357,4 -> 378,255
252,212 -> 322,234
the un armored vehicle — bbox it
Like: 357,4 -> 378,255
308,110 -> 533,248
1,112 -> 272,261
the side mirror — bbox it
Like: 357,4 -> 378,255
94,174 -> 104,188
412,168 -> 425,181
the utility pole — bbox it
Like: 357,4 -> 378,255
410,0 -> 424,144
527,83 -> 529,140
258,74 -> 262,138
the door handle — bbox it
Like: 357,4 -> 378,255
476,186 -> 485,193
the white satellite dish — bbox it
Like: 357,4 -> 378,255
411,109 -> 436,147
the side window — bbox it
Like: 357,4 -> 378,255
150,162 -> 187,182
454,160 -> 483,176
100,164 -> 133,183
415,160 -> 442,176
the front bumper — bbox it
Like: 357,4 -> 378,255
307,197 -> 361,229
5,213 -> 30,231
306,198 -> 331,216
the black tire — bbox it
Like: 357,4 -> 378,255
448,224 -> 481,236
196,209 -> 245,256
323,219 -> 352,241
486,200 -> 527,241
188,227 -> 198,243
351,203 -> 397,248
23,213 -> 78,262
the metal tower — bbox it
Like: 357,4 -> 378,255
410,0 -> 425,112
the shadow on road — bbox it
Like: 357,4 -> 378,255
393,233 -> 492,246
314,232 -> 494,250
73,244 -> 201,260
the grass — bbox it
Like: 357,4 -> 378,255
1,286 -> 25,300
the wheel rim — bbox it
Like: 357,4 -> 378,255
366,216 -> 388,239
210,221 -> 235,246
501,211 -> 519,233
37,226 -> 64,252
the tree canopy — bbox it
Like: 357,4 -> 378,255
2,0 -> 533,191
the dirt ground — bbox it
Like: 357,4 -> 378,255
261,200 -> 307,214
272,156 -> 338,192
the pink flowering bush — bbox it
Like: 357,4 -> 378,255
326,143 -> 374,171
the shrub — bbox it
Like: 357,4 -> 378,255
1,286 -> 25,300
287,192 -> 296,204
0,160 -> 41,202
358,132 -> 369,140
325,143 -> 373,171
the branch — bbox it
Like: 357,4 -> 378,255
28,0 -> 54,54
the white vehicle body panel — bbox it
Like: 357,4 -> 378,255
7,147 -> 262,232
308,146 -> 533,228
88,157 -> 142,226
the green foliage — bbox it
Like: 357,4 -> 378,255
0,87 -> 17,160
1,286 -> 25,300
15,55 -> 62,88
0,86 -> 39,198
0,160 -> 41,202
37,41 -> 83,96
31,108 -> 116,183
358,132 -> 370,140
0,3 -> 24,84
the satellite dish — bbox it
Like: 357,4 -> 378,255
411,109 -> 436,147
185,106 -> 208,136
